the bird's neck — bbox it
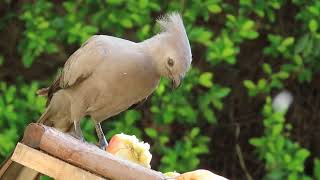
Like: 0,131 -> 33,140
141,33 -> 168,51
140,33 -> 169,76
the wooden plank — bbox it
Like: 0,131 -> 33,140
11,143 -> 105,180
21,123 -> 165,180
16,167 -> 40,180
0,157 -> 38,180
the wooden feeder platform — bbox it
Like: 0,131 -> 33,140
0,123 -> 165,180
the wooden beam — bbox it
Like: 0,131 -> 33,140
11,143 -> 105,180
22,123 -> 165,180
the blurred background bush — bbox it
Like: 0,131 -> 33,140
0,0 -> 320,179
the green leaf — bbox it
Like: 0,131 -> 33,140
276,71 -> 290,79
262,63 -> 272,74
145,128 -> 158,138
40,175 -> 53,180
298,69 -> 312,83
120,19 -> 133,28
242,20 -> 254,30
245,31 -> 259,39
107,0 -> 123,5
199,72 -> 213,88
282,37 -> 295,47
243,80 -> 256,90
270,78 -> 283,89
271,124 -> 283,136
83,26 -> 98,34
212,99 -> 223,110
314,159 -> 320,179
293,55 -> 303,65
0,55 -> 4,66
222,47 -> 235,58
190,127 -> 200,138
288,173 -> 298,180
225,56 -> 236,64
189,27 -> 213,46
296,149 -> 310,160
240,0 -> 252,6
124,110 -> 141,124
257,79 -> 267,91
62,2 -> 74,12
309,19 -> 318,33
249,138 -> 264,147
215,87 -> 231,98
139,0 -> 148,8
208,4 -> 222,14
203,108 -> 216,123
265,152 -> 275,164
295,34 -> 309,54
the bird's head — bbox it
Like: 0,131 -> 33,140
151,13 -> 192,88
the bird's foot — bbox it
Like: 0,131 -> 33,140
77,135 -> 85,142
69,131 -> 85,142
73,120 -> 85,142
95,123 -> 108,150
99,139 -> 108,150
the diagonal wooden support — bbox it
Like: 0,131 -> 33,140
12,143 -> 104,180
3,123 -> 165,180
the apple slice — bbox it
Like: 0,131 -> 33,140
106,133 -> 152,168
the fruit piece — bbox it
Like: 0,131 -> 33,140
177,169 -> 228,180
106,133 -> 152,168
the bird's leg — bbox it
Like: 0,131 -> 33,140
95,123 -> 108,150
73,120 -> 84,142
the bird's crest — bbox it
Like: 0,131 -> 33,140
157,12 -> 192,65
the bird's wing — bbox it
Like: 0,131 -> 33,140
128,97 -> 148,110
60,35 -> 105,88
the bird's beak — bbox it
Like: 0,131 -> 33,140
171,74 -> 184,89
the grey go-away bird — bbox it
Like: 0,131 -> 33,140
0,12 -> 192,179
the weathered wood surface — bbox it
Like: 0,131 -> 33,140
0,157 -> 38,180
21,123 -> 165,180
12,143 -> 104,180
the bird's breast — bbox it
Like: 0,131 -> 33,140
86,63 -> 160,122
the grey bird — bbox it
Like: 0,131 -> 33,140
0,12 -> 192,180
37,12 -> 192,149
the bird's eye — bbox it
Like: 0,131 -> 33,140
167,58 -> 174,67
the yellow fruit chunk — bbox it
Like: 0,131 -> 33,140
106,133 -> 152,168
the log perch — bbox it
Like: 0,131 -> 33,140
16,123 -> 165,180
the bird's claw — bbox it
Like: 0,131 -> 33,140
99,140 -> 108,150
69,131 -> 85,142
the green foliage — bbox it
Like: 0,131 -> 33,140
0,82 -> 46,161
314,159 -> 320,180
207,33 -> 239,65
105,110 -> 143,139
263,35 -> 295,59
19,0 -> 58,67
0,55 -> 4,66
0,0 -> 319,178
145,126 -> 209,172
158,127 -> 210,172
18,0 -> 162,68
239,0 -> 284,22
243,1 -> 320,178
225,15 -> 259,41
249,97 -> 311,179
60,1 -> 98,44
40,175 -> 53,180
